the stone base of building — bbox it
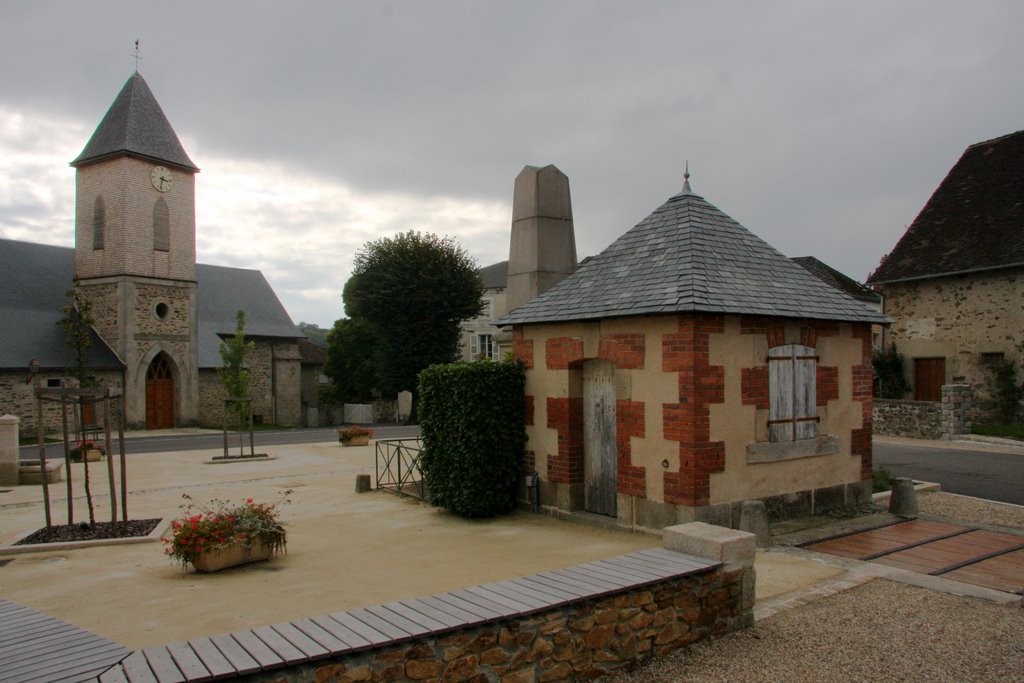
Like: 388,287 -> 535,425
532,479 -> 873,532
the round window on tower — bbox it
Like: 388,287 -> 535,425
154,302 -> 171,321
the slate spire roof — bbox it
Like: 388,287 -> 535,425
71,72 -> 199,171
498,181 -> 889,326
868,129 -> 1024,285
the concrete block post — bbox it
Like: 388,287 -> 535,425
0,414 -> 20,486
663,522 -> 757,623
738,500 -> 772,548
888,477 -> 919,517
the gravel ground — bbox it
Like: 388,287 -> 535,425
606,579 -> 1024,682
606,491 -> 1024,683
917,491 -> 1024,529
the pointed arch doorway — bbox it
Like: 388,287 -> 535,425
146,353 -> 175,429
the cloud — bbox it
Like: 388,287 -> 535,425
3,1 -> 1024,323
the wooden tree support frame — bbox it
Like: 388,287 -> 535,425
222,397 -> 256,460
33,387 -> 127,530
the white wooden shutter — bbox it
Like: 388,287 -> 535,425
769,344 -> 818,442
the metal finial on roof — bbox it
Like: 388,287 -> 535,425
132,39 -> 142,72
682,160 -> 692,194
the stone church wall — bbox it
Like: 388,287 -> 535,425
197,340 -> 302,428
0,370 -> 124,436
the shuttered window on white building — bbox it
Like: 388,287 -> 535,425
768,344 -> 818,442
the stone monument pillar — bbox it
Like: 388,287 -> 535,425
0,414 -> 20,486
506,165 -> 577,312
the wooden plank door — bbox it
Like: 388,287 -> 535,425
146,354 -> 175,429
914,358 -> 945,402
583,360 -> 617,517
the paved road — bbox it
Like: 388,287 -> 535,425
19,425 -> 421,459
21,429 -> 1021,506
874,441 -> 1024,506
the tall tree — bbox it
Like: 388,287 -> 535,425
342,231 -> 483,420
323,317 -> 382,403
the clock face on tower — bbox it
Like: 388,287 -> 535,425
151,165 -> 173,192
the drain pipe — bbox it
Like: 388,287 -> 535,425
527,470 -> 540,513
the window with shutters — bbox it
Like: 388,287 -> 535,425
153,198 -> 170,252
470,333 -> 495,360
92,196 -> 105,250
768,344 -> 818,442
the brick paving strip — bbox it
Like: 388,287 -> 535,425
802,518 -> 1024,595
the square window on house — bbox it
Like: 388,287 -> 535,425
768,344 -> 819,442
981,352 -> 1005,367
46,378 -> 62,388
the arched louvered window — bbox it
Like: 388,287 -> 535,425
92,196 -> 105,250
153,198 -> 170,252
768,344 -> 818,442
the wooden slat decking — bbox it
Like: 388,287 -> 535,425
0,598 -> 131,683
98,549 -> 718,682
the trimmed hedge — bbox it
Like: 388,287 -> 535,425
418,360 -> 527,518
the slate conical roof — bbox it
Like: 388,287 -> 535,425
71,72 -> 198,170
498,184 -> 890,326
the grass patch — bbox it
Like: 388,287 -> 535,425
971,423 -> 1024,440
872,467 -> 895,493
251,422 -> 296,432
18,435 -> 61,446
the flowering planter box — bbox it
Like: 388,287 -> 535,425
341,436 -> 370,447
192,540 -> 272,573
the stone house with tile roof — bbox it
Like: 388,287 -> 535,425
867,130 -> 1024,414
460,260 -> 509,361
0,73 -> 304,432
498,175 -> 889,529
792,256 -> 884,350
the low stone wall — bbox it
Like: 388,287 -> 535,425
873,399 -> 943,439
102,524 -> 755,683
873,383 -> 973,440
256,570 -> 745,682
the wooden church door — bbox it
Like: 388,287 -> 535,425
583,360 -> 617,516
146,354 -> 175,429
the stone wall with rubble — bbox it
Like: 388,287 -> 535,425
246,564 -> 749,683
872,384 -> 972,440
876,267 -> 1023,422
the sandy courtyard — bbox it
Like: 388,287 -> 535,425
0,437 -> 662,649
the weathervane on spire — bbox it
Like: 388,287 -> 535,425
132,39 -> 142,72
682,160 -> 692,194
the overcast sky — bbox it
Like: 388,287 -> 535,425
2,2 -> 1023,328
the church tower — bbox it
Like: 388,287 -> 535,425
71,72 -> 201,429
